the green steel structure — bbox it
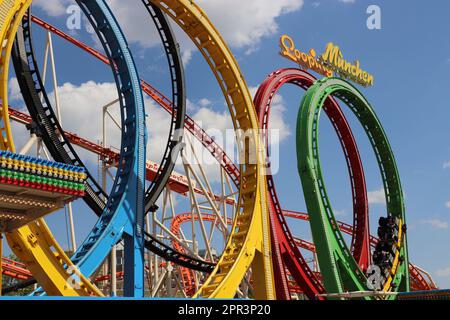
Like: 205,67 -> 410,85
296,78 -> 409,299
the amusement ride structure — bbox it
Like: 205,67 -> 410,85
0,0 -> 443,300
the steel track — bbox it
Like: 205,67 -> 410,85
1,0 -> 102,296
254,68 -> 370,299
148,0 -> 275,299
21,13 -> 230,273
8,0 -> 146,296
297,77 -> 409,299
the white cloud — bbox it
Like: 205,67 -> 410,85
186,99 -> 199,112
420,219 -> 449,230
181,49 -> 194,67
443,162 -> 450,169
338,0 -> 356,3
35,0 -> 304,62
8,77 -> 22,103
192,107 -> 233,134
334,209 -> 347,217
34,0 -> 70,16
368,188 -> 385,205
196,0 -> 303,49
436,267 -> 450,278
248,86 -> 291,144
445,201 -> 450,209
198,98 -> 212,108
266,96 -> 291,144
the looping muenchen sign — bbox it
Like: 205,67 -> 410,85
280,34 -> 374,87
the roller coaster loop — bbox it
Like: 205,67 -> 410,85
5,0 -> 147,297
254,68 -> 370,300
149,0 -> 276,299
25,12 -> 237,274
296,77 -> 409,299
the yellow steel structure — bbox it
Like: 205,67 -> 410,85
150,0 -> 276,299
0,234 -> 3,294
0,0 -> 275,298
0,0 -> 102,296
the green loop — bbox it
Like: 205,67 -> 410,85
296,77 -> 409,299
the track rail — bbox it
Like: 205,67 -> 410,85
1,257 -> 32,281
168,210 -> 433,296
169,213 -> 234,296
2,105 -> 215,293
3,209 -> 433,294
29,14 -> 240,188
297,78 -> 409,298
253,68 -> 370,299
282,210 -> 433,292
141,2 -> 186,213
148,0 -> 275,299
11,1 -> 191,296
1,0 -> 102,297
9,0 -> 147,296
27,13 -> 241,272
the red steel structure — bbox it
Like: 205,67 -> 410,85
254,68 -> 370,299
3,209 -> 434,292
1,17 -> 435,298
167,211 -> 435,296
30,15 -> 241,188
27,20 -> 369,297
169,213 -> 233,296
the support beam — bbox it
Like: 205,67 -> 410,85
0,234 -> 3,296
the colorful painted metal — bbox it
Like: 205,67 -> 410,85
148,0 -> 276,299
1,0 -> 102,297
296,78 -> 409,298
0,151 -> 86,232
254,68 -> 370,300
25,13 -> 237,272
4,0 -> 147,297
0,0 -> 420,301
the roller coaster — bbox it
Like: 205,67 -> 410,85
0,0 -> 445,300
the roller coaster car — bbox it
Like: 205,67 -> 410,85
377,229 -> 398,243
375,239 -> 396,254
0,151 -> 86,232
373,250 -> 394,265
378,216 -> 399,230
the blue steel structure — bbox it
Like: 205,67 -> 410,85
12,1 -> 189,297
27,0 -> 147,297
70,0 -> 146,298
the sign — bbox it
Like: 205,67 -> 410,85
280,34 -> 374,87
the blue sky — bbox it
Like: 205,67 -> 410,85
5,0 -> 450,289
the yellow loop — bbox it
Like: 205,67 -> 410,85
0,0 -> 102,296
151,0 -> 275,299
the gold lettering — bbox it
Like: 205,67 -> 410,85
280,34 -> 297,62
308,55 -> 316,69
344,61 -> 352,74
337,52 -> 345,69
366,74 -> 374,86
279,35 -> 373,86
301,52 -> 308,64
322,43 -> 341,65
355,61 -> 363,81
